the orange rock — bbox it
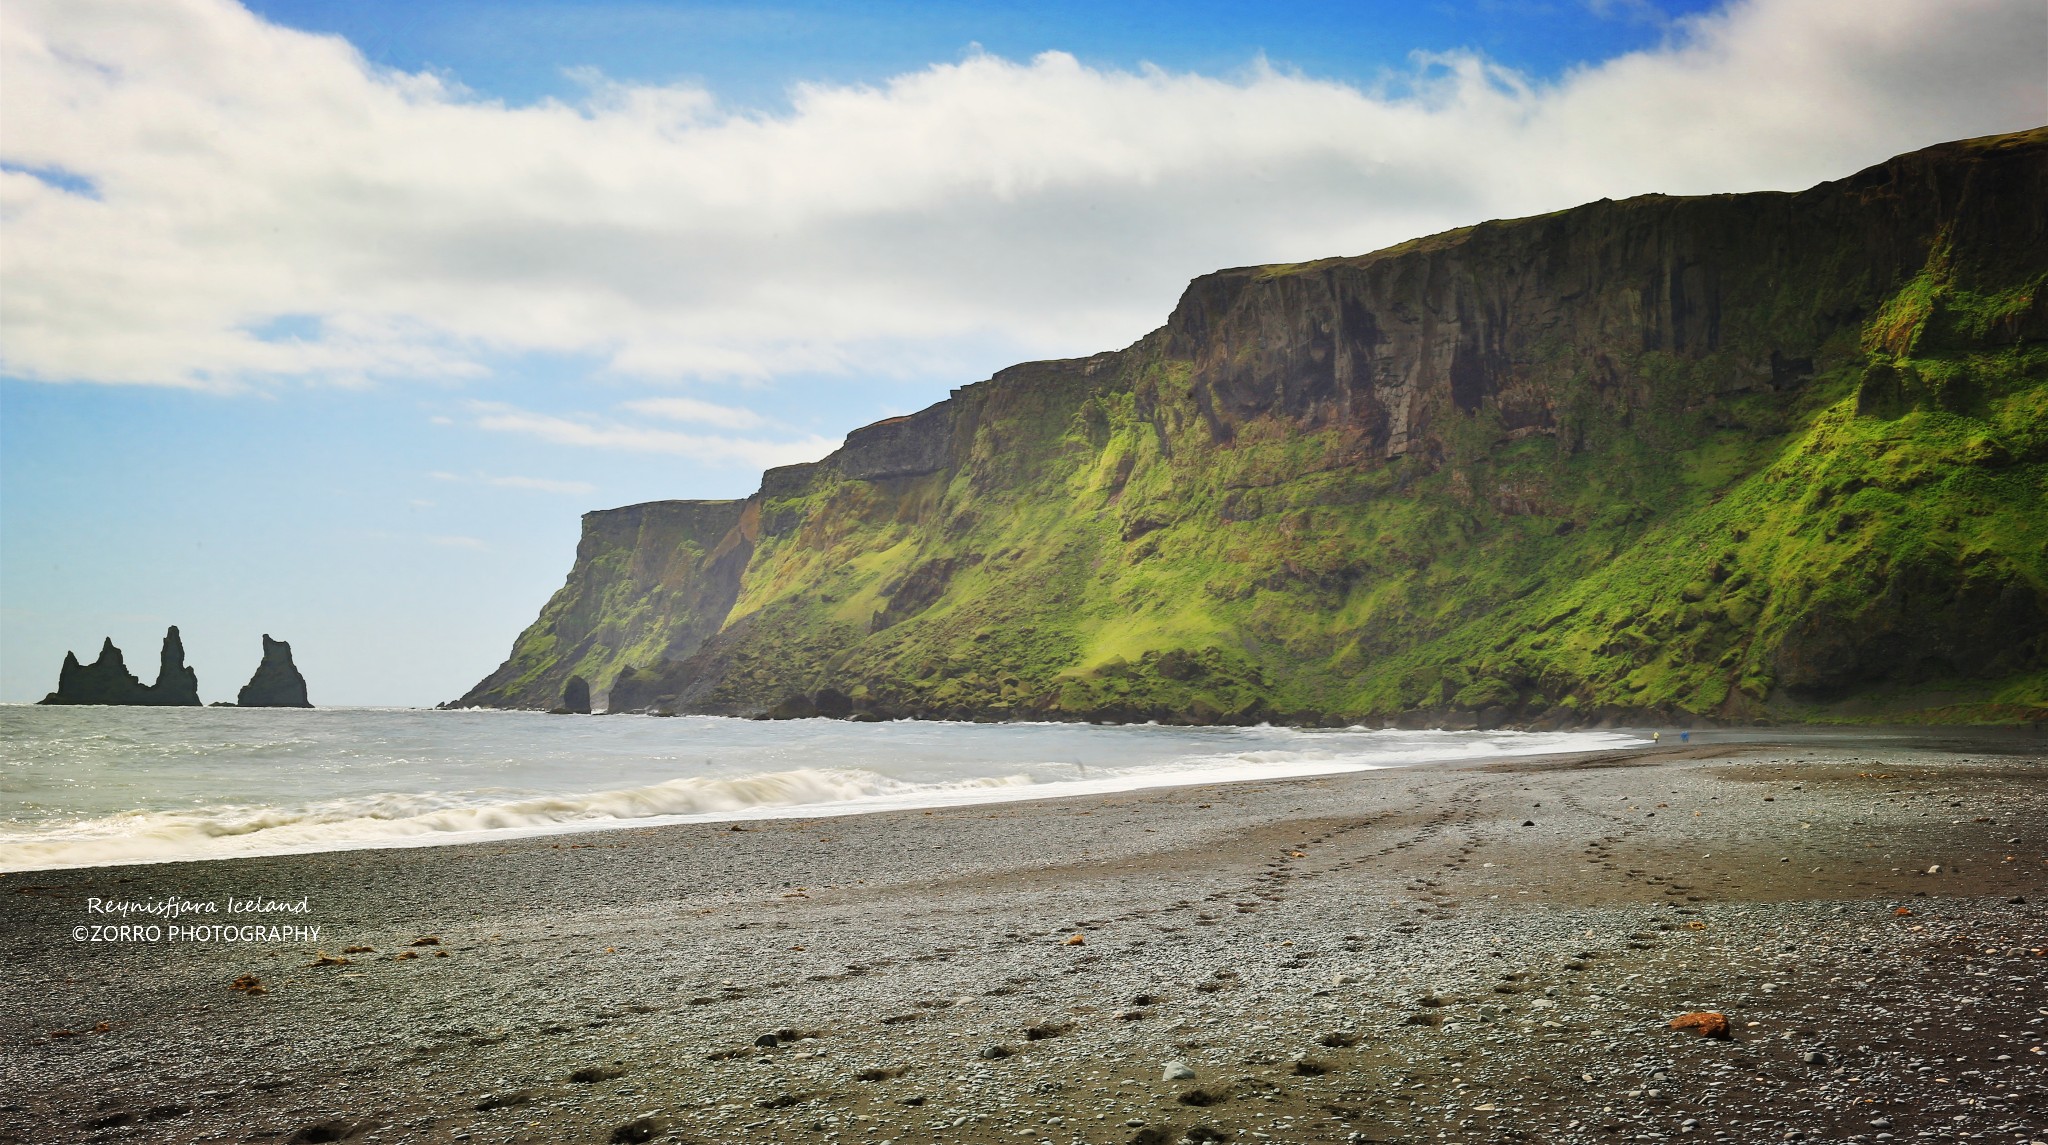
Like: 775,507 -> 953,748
1894,907 -> 1914,917
1064,934 -> 1087,946
1668,1011 -> 1731,1039
228,974 -> 266,994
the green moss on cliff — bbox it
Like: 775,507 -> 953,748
467,128 -> 2048,725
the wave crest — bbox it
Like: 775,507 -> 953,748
0,767 -> 1031,871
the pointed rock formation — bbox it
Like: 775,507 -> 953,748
153,626 -> 201,706
236,635 -> 312,708
39,627 -> 203,706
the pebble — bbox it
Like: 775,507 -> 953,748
1162,1060 -> 1196,1081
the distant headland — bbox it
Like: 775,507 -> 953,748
37,629 -> 312,708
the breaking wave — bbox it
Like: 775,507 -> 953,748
0,708 -> 1648,871
0,767 -> 1035,871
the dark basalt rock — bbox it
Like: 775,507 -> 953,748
236,635 -> 312,708
39,627 -> 202,706
153,626 -> 201,705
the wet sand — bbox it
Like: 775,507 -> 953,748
2,739 -> 2044,1145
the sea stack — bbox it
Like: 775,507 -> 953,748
236,635 -> 312,708
38,627 -> 203,706
153,626 -> 201,705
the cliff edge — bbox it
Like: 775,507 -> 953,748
457,128 -> 2048,726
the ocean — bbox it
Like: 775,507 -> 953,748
0,705 -> 1645,871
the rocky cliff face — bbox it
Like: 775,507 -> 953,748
236,635 -> 312,708
458,128 -> 2048,725
452,499 -> 755,710
39,627 -> 202,706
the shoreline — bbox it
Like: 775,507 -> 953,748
0,725 -> 1660,876
7,721 -> 2041,878
2,739 -> 2043,1144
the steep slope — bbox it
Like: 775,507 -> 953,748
450,499 -> 754,710
461,128 -> 2048,725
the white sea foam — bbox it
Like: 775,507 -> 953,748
0,768 -> 1044,870
0,707 -> 1647,871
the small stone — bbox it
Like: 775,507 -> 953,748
1523,820 -> 1536,827
977,1045 -> 1010,1060
1801,1050 -> 1829,1065
1667,1011 -> 1731,1039
754,1033 -> 780,1048
1162,1060 -> 1197,1081
1925,864 -> 1941,875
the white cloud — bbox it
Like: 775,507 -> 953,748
468,402 -> 837,469
622,396 -> 768,430
1,0 -> 2040,392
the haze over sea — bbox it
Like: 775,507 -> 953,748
0,707 -> 1644,872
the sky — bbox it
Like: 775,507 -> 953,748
1,0 -> 2043,706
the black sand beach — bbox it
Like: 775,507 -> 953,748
3,738 -> 2045,1144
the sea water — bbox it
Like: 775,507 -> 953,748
0,705 -> 1645,871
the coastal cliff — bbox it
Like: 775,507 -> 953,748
459,128 -> 2048,725
450,499 -> 755,710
